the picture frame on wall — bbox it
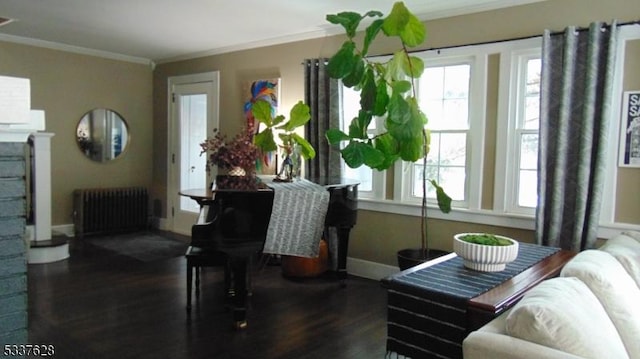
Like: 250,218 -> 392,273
242,78 -> 281,174
619,90 -> 640,167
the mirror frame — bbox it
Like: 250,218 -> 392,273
76,108 -> 130,162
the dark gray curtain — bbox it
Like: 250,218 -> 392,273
303,58 -> 341,179
535,22 -> 617,251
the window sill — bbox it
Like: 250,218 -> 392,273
357,198 -> 640,239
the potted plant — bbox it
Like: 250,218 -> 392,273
200,125 -> 261,176
252,99 -> 316,181
200,125 -> 263,190
453,233 -> 519,272
324,2 -> 452,269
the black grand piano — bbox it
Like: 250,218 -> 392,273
181,175 -> 358,328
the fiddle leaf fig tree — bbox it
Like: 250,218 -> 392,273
324,2 -> 452,255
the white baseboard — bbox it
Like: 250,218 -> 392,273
346,257 -> 399,281
28,243 -> 70,264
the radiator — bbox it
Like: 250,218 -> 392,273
73,187 -> 148,238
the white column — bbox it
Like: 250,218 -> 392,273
29,132 -> 55,242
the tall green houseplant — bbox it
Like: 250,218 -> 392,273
324,2 -> 451,261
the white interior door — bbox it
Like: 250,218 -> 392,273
168,72 -> 219,235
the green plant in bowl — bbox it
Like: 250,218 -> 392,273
460,233 -> 514,246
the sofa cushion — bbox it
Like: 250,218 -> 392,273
622,230 -> 640,242
599,233 -> 640,288
561,250 -> 640,359
505,277 -> 629,359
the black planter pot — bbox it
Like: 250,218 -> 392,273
397,248 -> 450,271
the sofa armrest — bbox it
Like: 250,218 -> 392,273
463,331 -> 586,359
463,313 -> 586,359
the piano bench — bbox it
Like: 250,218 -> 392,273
185,246 -> 228,311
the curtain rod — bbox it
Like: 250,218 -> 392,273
301,20 -> 639,65
392,19 -> 639,56
302,19 -> 639,62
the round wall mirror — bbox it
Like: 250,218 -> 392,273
76,108 -> 129,162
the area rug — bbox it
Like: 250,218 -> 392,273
86,231 -> 189,262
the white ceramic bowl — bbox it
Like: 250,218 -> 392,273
453,233 -> 519,272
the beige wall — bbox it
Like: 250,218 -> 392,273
154,0 -> 640,266
0,41 -> 153,226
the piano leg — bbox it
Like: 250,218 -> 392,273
336,226 -> 352,287
228,255 -> 249,329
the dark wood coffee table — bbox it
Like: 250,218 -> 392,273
381,245 -> 575,359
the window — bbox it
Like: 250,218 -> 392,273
339,84 -> 385,199
338,38 -> 542,218
397,51 -> 486,209
515,57 -> 541,209
416,63 -> 471,203
497,48 -> 542,215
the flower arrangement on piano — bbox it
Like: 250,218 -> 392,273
200,125 -> 261,176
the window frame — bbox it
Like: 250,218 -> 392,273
395,50 -> 487,211
495,43 -> 542,216
338,76 -> 386,200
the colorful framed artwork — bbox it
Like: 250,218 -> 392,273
243,78 -> 279,128
243,78 -> 280,173
619,90 -> 640,167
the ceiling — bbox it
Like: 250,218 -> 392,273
0,0 -> 545,64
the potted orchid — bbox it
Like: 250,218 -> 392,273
200,125 -> 261,177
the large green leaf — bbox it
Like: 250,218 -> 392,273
387,51 -> 406,81
380,2 -> 425,47
326,12 -> 362,38
360,69 -> 377,112
398,134 -> 423,162
391,80 -> 412,94
387,93 -> 411,126
363,10 -> 385,19
387,97 -> 425,143
342,55 -> 364,88
363,19 -> 384,56
374,133 -> 400,169
272,114 -> 286,127
327,41 -> 357,79
325,128 -> 351,145
326,10 -> 383,38
291,133 -> 316,159
341,141 -> 385,169
429,179 -> 452,213
373,78 -> 389,116
253,128 -> 277,152
350,110 -> 372,139
280,101 -> 310,131
399,12 -> 426,47
381,2 -> 410,37
341,141 -> 365,168
251,99 -> 273,126
403,56 -> 424,78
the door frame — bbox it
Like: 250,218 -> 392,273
166,71 -> 220,234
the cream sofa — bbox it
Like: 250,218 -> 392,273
462,231 -> 640,359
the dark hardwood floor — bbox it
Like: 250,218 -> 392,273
27,231 -> 388,359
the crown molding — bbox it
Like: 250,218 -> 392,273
0,33 -> 153,67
